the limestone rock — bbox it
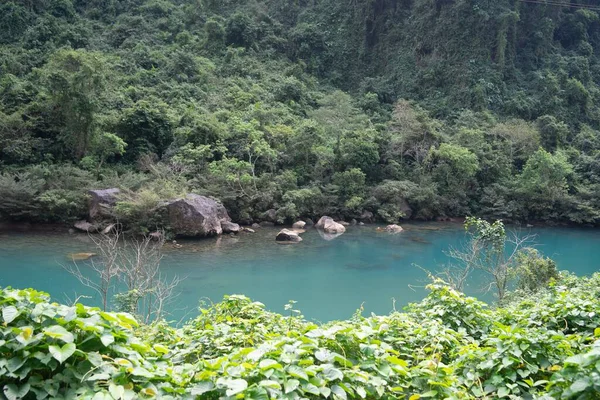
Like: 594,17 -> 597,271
88,188 -> 120,220
292,221 -> 306,229
221,221 -> 241,234
101,223 -> 117,235
242,227 -> 255,233
68,252 -> 96,261
74,220 -> 97,233
276,228 -> 302,243
315,216 -> 346,234
385,224 -> 404,233
163,194 -> 230,237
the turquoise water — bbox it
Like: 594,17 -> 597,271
1,223 -> 599,323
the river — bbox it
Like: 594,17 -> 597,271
1,223 -> 599,323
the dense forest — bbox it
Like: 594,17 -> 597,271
2,0 -> 600,230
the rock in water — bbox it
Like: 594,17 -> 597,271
304,218 -> 314,226
385,224 -> 404,233
315,216 -> 346,234
74,220 -> 97,233
163,194 -> 230,237
276,228 -> 302,243
242,227 -> 255,233
251,223 -> 261,229
88,188 -> 120,220
221,221 -> 241,234
292,221 -> 306,229
68,252 -> 96,261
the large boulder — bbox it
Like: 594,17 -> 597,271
385,224 -> 404,233
89,188 -> 120,220
74,220 -> 98,233
292,221 -> 306,229
276,228 -> 302,243
221,221 -> 240,234
163,194 -> 230,237
315,216 -> 346,234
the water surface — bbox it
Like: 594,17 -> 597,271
1,223 -> 599,322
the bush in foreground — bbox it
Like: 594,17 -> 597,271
1,274 -> 600,399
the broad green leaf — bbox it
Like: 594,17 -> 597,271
245,387 -> 269,400
225,379 -> 247,396
331,385 -> 347,400
259,380 -> 281,389
44,325 -> 75,344
100,334 -> 114,347
284,379 -> 299,394
49,343 -> 76,364
497,386 -> 509,398
569,379 -> 590,394
2,306 -> 19,324
191,381 -> 214,395
323,366 -> 343,381
288,365 -> 308,381
6,357 -> 26,373
109,383 -> 125,399
3,383 -> 30,400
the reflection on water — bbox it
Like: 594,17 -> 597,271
1,222 -> 599,322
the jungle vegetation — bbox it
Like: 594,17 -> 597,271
1,0 -> 600,229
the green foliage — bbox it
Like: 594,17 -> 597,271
3,272 -> 600,399
514,248 -> 560,294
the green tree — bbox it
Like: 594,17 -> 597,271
39,49 -> 109,159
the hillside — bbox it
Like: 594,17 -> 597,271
1,0 -> 600,229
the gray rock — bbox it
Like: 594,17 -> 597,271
360,210 -> 374,223
359,222 -> 365,226
251,223 -> 261,229
101,223 -> 117,235
242,227 -> 255,233
292,221 -> 306,229
338,221 -> 350,226
149,231 -> 163,240
89,188 -> 120,220
304,218 -> 314,226
276,228 -> 302,243
221,221 -> 241,234
317,229 -> 343,241
385,224 -> 404,233
315,216 -> 346,234
350,219 -> 357,225
74,220 -> 97,233
163,194 -> 230,237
